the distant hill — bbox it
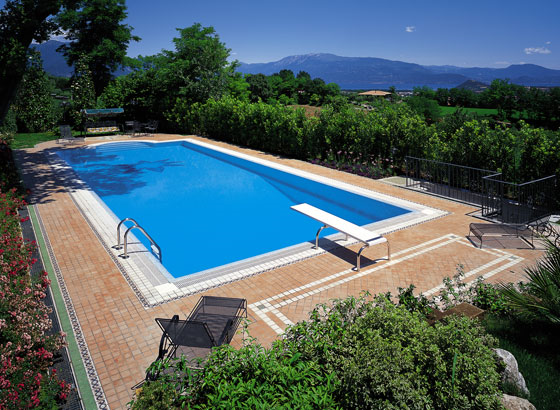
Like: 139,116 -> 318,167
31,40 -> 72,77
456,80 -> 489,93
31,40 -> 131,78
238,53 -> 560,89
32,42 -> 560,89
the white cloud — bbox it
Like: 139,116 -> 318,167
546,41 -> 551,45
494,61 -> 510,66
405,26 -> 415,33
49,30 -> 70,42
524,46 -> 551,54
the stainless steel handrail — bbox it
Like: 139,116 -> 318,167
115,217 -> 139,250
115,218 -> 162,262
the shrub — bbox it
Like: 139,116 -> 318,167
283,294 -> 502,409
135,293 -> 503,409
0,146 -> 69,408
499,239 -> 560,324
133,344 -> 340,409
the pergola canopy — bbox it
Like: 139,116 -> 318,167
82,108 -> 124,118
358,90 -> 391,96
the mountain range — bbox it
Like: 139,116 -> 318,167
238,53 -> 560,89
32,41 -> 560,89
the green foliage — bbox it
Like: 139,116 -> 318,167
134,294 -> 503,409
396,284 -> 435,316
99,23 -> 235,128
0,0 -> 77,124
12,53 -> 59,132
169,96 -> 428,173
483,314 -> 560,410
406,95 -> 441,123
69,55 -> 95,128
133,344 -> 340,409
0,109 -> 17,138
499,240 -> 560,324
283,294 -> 503,409
57,0 -> 139,96
246,73 -> 273,103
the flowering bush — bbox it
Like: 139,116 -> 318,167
0,147 -> 69,408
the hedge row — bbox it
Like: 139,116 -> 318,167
168,97 -> 560,182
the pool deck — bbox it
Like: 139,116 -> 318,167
16,134 -> 544,409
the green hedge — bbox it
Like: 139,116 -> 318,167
168,97 -> 428,167
168,97 -> 560,182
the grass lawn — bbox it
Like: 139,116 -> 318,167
10,132 -> 60,149
482,315 -> 560,410
439,106 -> 498,117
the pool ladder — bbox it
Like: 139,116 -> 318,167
114,217 -> 162,262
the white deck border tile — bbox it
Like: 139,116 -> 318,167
250,234 -> 524,334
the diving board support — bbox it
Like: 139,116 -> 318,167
291,203 -> 390,271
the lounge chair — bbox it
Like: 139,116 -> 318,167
149,296 -> 247,378
468,222 -> 534,248
291,203 -> 390,270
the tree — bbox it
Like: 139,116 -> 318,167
69,55 -> 95,128
246,73 -> 273,103
0,0 -> 78,125
483,79 -> 518,119
57,0 -> 139,96
99,23 -> 235,126
12,52 -> 58,132
406,95 -> 441,123
164,24 -> 234,104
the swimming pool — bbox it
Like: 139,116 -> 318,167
56,140 -> 413,279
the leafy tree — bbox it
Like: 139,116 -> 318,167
435,88 -> 451,106
100,23 -> 235,127
69,55 -> 95,128
226,70 -> 250,101
166,24 -> 234,104
246,73 -> 273,103
0,0 -> 78,125
412,85 -> 436,99
57,0 -> 139,96
406,95 -> 441,123
12,52 -> 58,132
483,79 -> 518,119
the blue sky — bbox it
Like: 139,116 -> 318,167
6,0 -> 560,68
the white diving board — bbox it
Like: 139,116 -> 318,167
291,203 -> 390,271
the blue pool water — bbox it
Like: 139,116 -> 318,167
56,141 -> 411,278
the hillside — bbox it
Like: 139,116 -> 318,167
31,42 -> 560,89
238,53 -> 560,89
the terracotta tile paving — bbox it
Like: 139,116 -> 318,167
16,134 -> 544,409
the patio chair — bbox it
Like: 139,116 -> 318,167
57,125 -> 83,145
148,296 -> 247,379
142,120 -> 159,135
124,120 -> 141,136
